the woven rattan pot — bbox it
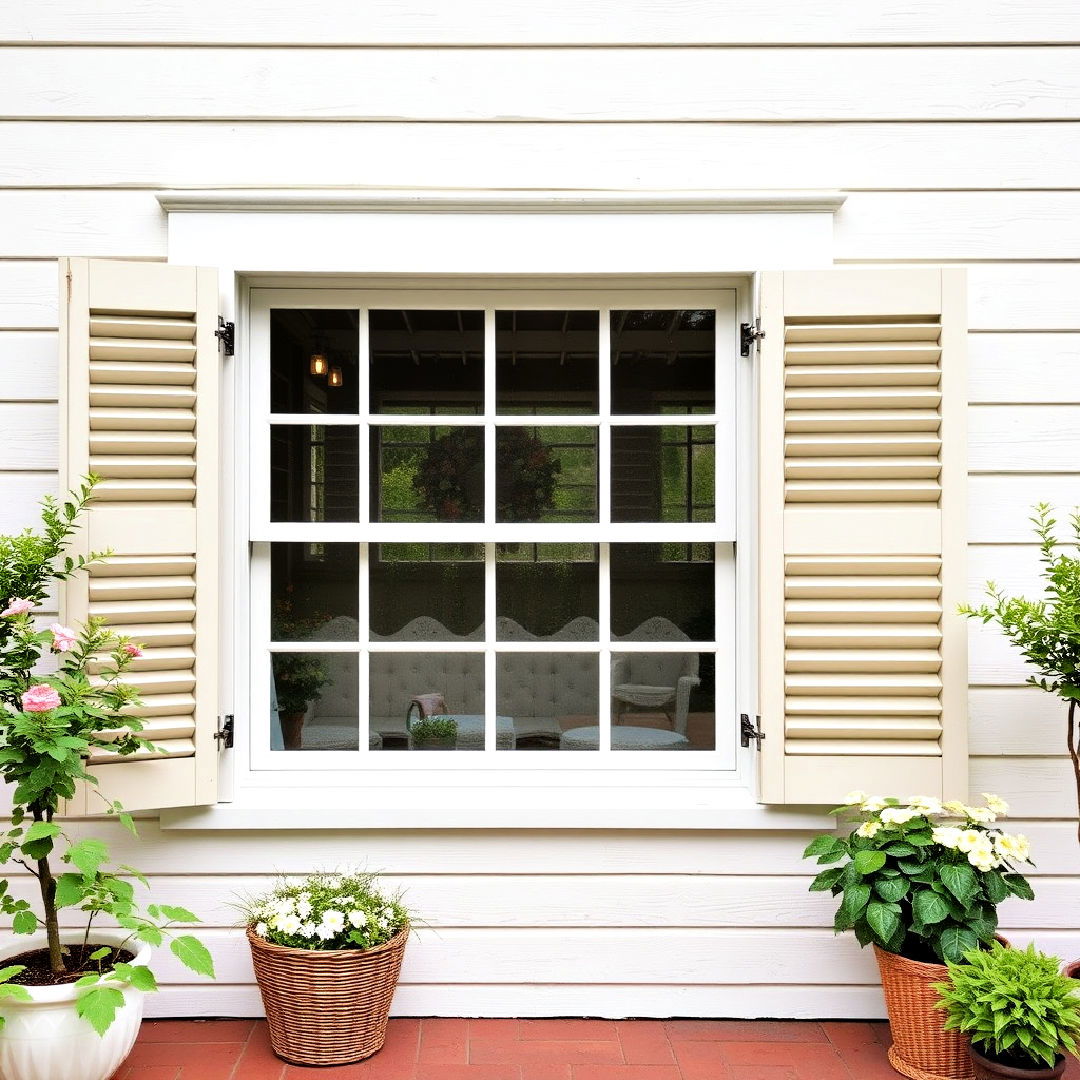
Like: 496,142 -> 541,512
875,945 -> 975,1080
247,924 -> 408,1066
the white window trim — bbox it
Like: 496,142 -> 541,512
157,189 -> 844,830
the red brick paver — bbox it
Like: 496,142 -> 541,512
110,1017 -> 1080,1079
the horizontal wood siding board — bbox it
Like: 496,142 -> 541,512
968,404 -> 1080,472
970,757 -> 1080,817
0,193 -> 165,257
0,402 -> 57,468
969,688 -> 1071,756
0,332 -> 58,400
0,261 -> 59,328
7,0 -> 1080,45
967,265 -> 1080,330
968,333 -> 1080,403
970,476 -> 1080,541
5,123 -> 1080,190
5,48 -> 1080,121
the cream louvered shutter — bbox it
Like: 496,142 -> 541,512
757,269 -> 967,805
60,259 -> 220,813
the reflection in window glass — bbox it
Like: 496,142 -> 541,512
370,310 -> 484,413
496,653 -> 599,751
370,426 -> 484,523
610,426 -> 714,523
496,426 -> 597,523
271,543 -> 359,641
611,652 -> 714,751
272,652 -> 358,751
368,652 -> 485,751
497,544 -> 598,640
610,544 -> 714,641
371,544 -> 484,640
611,309 -> 715,414
271,309 -> 360,415
496,310 -> 599,413
271,425 -> 359,522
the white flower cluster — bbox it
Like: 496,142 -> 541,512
839,791 -> 1030,872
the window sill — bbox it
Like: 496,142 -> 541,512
159,786 -> 831,831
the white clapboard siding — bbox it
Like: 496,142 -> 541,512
969,334 -> 1080,404
4,48 -> 1080,122
0,193 -> 165,258
969,689 -> 1071,756
970,758 -> 1080,818
0,402 -> 57,467
967,265 -> 1080,331
0,260 -> 59,328
7,0 -> 1079,44
758,269 -> 967,804
5,123 -> 1080,191
0,332 -> 58,400
970,476 -> 1080,543
61,258 -> 219,813
968,544 -> 1048,598
969,405 -> 1080,473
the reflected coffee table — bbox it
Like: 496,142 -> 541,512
559,725 -> 690,751
408,714 -> 515,751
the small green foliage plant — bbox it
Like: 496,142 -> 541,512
241,870 -> 409,951
960,504 -> 1080,841
0,482 -> 214,1035
803,793 -> 1035,965
409,715 -> 457,746
936,942 -> 1080,1071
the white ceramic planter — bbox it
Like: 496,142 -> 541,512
0,928 -> 151,1080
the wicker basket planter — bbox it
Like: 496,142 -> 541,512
247,924 -> 408,1066
875,945 -> 976,1080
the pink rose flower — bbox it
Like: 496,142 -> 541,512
1,599 -> 33,617
21,685 -> 61,713
49,623 -> 77,652
122,643 -> 143,658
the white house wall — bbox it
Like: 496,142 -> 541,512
0,2 -> 1078,1018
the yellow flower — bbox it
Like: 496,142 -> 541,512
932,826 -> 963,849
994,832 -> 1030,863
861,796 -> 887,812
955,830 -> 983,853
880,807 -> 920,825
982,793 -> 1010,816
856,821 -> 882,838
965,805 -> 997,824
842,790 -> 868,806
907,796 -> 944,816
942,800 -> 969,816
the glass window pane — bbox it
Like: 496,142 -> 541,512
497,544 -> 598,640
368,652 -> 485,751
612,652 -> 714,751
271,309 -> 359,415
369,310 -> 484,414
497,426 -> 597,523
611,544 -> 714,642
371,543 -> 484,640
611,309 -> 715,414
610,425 -> 714,523
496,653 -> 598,751
370,425 -> 483,523
496,310 -> 599,414
271,425 -> 359,522
271,543 -> 359,641
272,652 -> 358,751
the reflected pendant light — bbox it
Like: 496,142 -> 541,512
328,366 -> 343,388
309,350 -> 329,377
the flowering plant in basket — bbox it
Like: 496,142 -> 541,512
803,793 -> 1035,965
242,871 -> 409,950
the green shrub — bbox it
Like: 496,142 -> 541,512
936,942 -> 1080,1070
410,715 -> 458,744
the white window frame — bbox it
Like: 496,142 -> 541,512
246,284 -> 738,776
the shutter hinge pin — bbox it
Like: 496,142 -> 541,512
214,714 -> 235,750
740,713 -> 765,749
740,320 -> 765,358
215,317 -> 235,356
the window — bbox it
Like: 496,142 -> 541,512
249,288 -> 738,770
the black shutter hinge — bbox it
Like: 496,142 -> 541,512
214,714 -> 235,750
740,320 -> 764,357
740,713 -> 765,749
215,317 -> 235,356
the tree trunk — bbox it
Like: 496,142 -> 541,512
1067,698 -> 1080,846
32,806 -> 63,974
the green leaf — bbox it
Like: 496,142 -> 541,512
170,936 -> 215,979
155,904 -> 200,924
0,965 -> 26,987
66,838 -> 109,879
940,863 -> 978,905
803,835 -> 842,858
22,822 -> 61,844
135,924 -> 163,947
853,850 -> 887,875
53,873 -> 87,909
866,901 -> 901,945
1003,874 -> 1035,901
809,866 -> 844,892
835,883 -> 871,931
127,965 -> 157,993
983,871 -> 1009,906
883,843 -> 916,857
12,910 -> 37,935
0,983 -> 31,1004
937,927 -> 979,965
76,985 -> 125,1036
912,890 -> 951,926
873,876 -> 910,903
88,947 -> 110,961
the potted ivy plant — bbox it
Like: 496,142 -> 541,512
960,503 -> 1080,980
0,481 -> 215,1080
936,943 -> 1080,1078
271,595 -> 332,749
804,793 -> 1034,1080
408,714 -> 457,751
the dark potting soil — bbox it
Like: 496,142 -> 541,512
4,944 -> 136,986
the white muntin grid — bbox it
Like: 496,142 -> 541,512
248,287 -> 738,772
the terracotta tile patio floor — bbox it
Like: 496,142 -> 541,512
111,1017 -> 1080,1080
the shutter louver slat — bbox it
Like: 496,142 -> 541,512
61,258 -> 219,814
758,269 -> 967,804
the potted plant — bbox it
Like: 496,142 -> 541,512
409,714 -> 457,750
804,793 -> 1035,1080
271,596 -> 331,749
936,943 -> 1080,1078
960,503 -> 1080,979
0,481 -> 215,1080
241,870 -> 410,1066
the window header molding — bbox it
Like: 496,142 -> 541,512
156,188 -> 847,215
